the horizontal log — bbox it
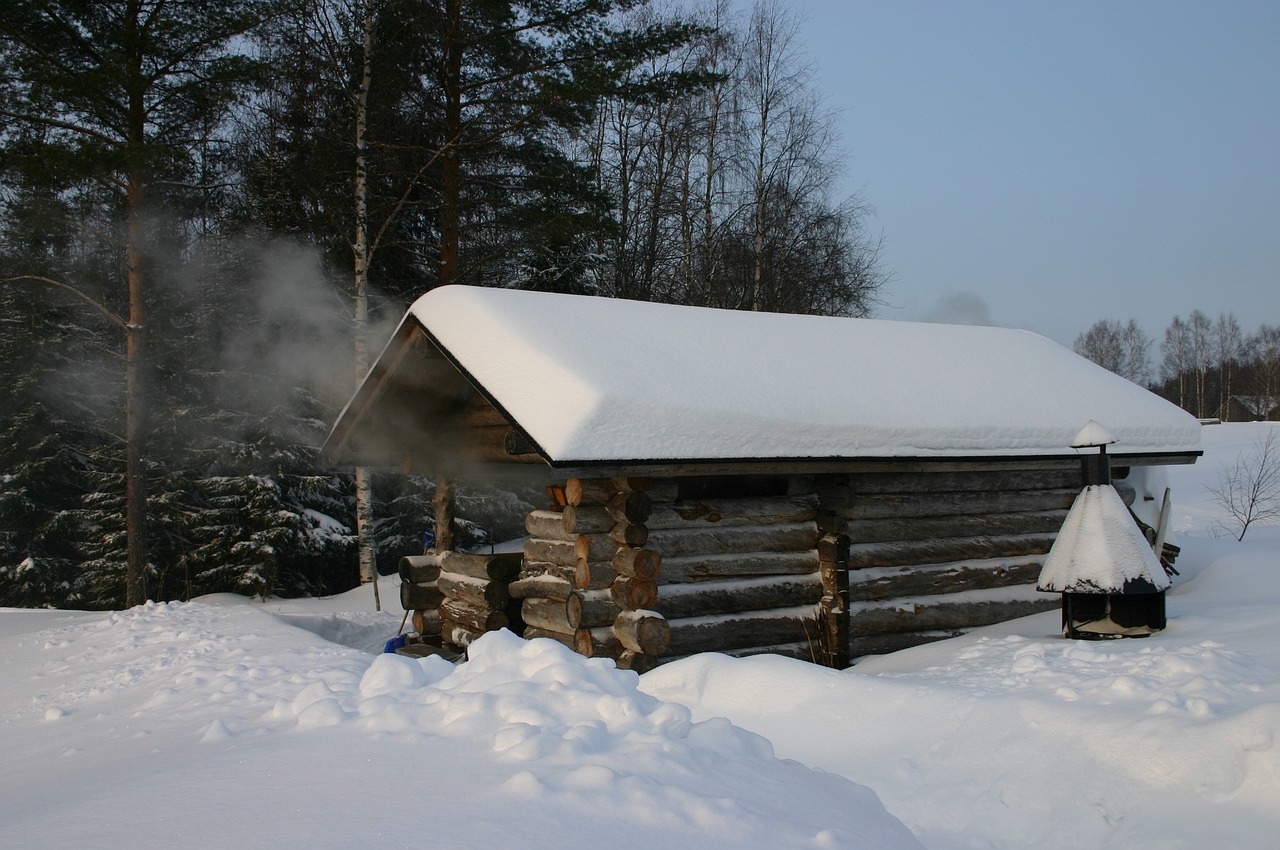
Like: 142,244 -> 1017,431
613,611 -> 671,656
833,468 -> 1082,495
566,478 -> 617,506
574,560 -> 618,590
643,521 -> 819,558
845,533 -> 1057,570
455,400 -> 511,428
843,510 -> 1068,544
524,538 -> 577,566
436,571 -> 510,611
400,581 -> 444,611
522,626 -> 580,651
503,429 -> 538,457
612,548 -> 662,580
439,598 -> 508,634
637,479 -> 680,504
411,608 -> 441,638
526,510 -> 576,541
398,553 -> 444,583
843,488 -> 1081,520
522,560 -> 576,585
664,609 -> 818,657
848,597 -> 1059,636
609,522 -> 649,548
611,576 -> 658,611
616,651 -> 660,672
574,533 -> 620,563
567,589 -> 620,630
847,629 -> 966,660
440,620 -> 484,649
509,574 -> 574,601
580,627 -> 621,658
438,550 -> 522,582
561,505 -> 614,534
645,494 -> 819,530
846,558 -> 1046,602
605,491 -> 653,525
654,574 -> 823,621
521,597 -> 573,633
658,550 -> 820,584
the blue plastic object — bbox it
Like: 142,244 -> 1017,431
383,634 -> 407,654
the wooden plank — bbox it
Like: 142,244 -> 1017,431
645,495 -> 819,530
844,510 -> 1068,544
644,522 -> 819,558
845,533 -> 1057,570
848,597 -> 1059,636
657,550 -> 819,584
664,609 -> 817,657
654,574 -> 823,620
846,558 -> 1046,602
837,468 -> 1083,495
843,489 -> 1080,520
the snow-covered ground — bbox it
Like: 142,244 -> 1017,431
2,423 -> 1277,849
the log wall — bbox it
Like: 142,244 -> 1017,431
437,465 -> 1146,668
815,467 -> 1098,660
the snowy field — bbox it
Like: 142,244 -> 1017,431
2,422 -> 1277,849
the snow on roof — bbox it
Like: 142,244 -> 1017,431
391,286 -> 1200,466
1036,484 -> 1171,593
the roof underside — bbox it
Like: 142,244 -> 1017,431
321,286 -> 1202,474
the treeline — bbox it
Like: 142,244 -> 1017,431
0,1 -> 881,608
1074,314 -> 1280,421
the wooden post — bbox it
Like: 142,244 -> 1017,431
818,533 -> 850,668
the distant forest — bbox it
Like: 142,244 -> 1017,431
1073,315 -> 1280,423
0,1 -> 885,608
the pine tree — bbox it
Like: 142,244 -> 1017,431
1,0 -> 287,606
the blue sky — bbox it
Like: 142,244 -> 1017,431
787,0 -> 1278,346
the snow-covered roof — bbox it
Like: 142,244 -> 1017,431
323,286 -> 1202,471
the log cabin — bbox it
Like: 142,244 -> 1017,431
321,285 -> 1201,669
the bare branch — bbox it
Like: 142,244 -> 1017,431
1,275 -> 128,331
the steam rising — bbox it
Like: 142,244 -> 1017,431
219,240 -> 401,437
921,291 -> 994,327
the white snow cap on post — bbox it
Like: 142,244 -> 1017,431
1071,420 -> 1118,449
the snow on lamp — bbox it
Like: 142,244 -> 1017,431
1037,421 -> 1170,638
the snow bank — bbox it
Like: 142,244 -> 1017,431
0,599 -> 919,850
